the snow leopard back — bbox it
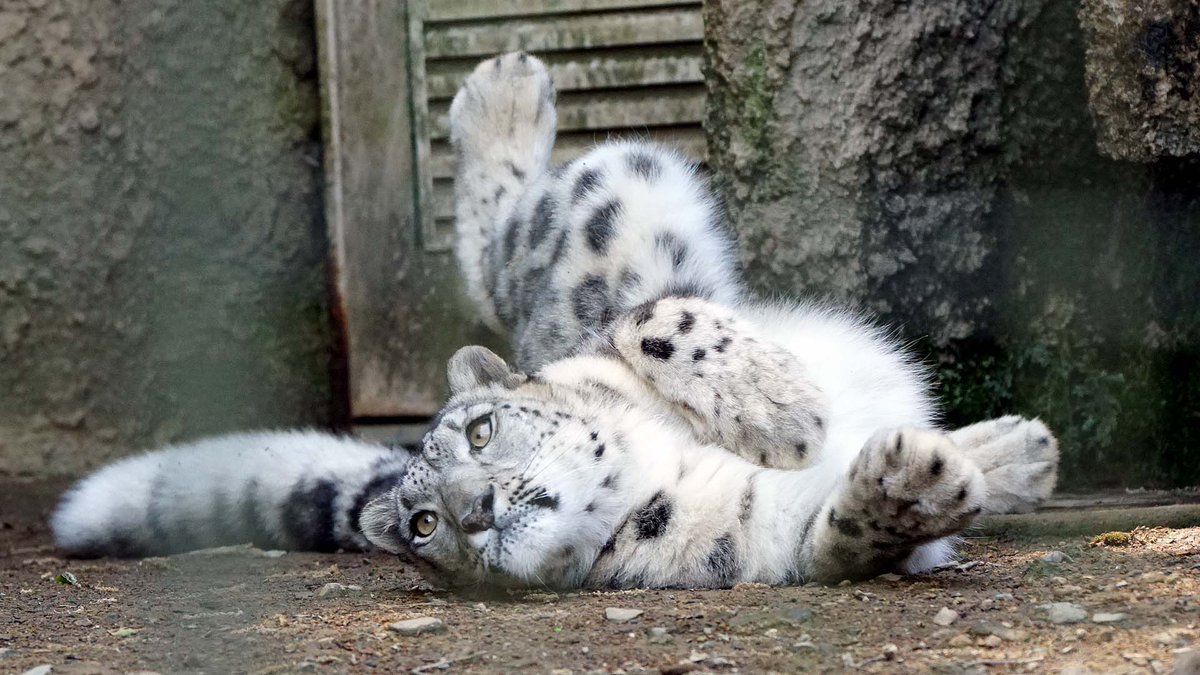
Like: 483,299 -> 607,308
449,53 -> 743,370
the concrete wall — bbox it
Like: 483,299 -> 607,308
706,0 -> 1200,489
0,0 -> 337,478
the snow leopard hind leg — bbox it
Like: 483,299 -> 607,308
449,51 -> 557,332
450,52 -> 743,371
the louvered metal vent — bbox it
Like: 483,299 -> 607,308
410,0 -> 706,251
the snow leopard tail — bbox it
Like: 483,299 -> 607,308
51,431 -> 413,557
449,51 -> 557,331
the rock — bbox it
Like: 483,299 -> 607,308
1091,612 -> 1128,624
524,592 -> 559,603
1173,649 -> 1200,675
605,607 -> 644,623
876,573 -> 902,582
948,634 -> 973,647
978,635 -> 1004,648
968,622 -> 1027,642
993,592 -> 1015,602
647,626 -> 673,644
22,668 -> 52,675
727,607 -> 813,630
1041,602 -> 1088,624
1123,652 -> 1150,667
262,550 -> 287,558
1042,550 -> 1070,564
933,607 -> 959,626
388,617 -> 446,635
316,582 -> 362,598
295,663 -> 316,672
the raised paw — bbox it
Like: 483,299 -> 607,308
948,415 -> 1058,514
809,428 -> 986,581
449,51 -> 557,172
611,296 -> 828,468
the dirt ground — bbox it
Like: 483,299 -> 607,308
2,483 -> 1198,675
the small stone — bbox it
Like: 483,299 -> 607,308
77,105 -> 99,132
22,668 -> 53,675
993,592 -> 1015,602
1123,652 -> 1149,667
876,573 -> 902,582
1091,612 -> 1127,624
1173,650 -> 1200,675
525,591 -> 559,603
296,662 -> 316,672
1041,602 -> 1088,624
647,626 -> 673,644
388,617 -> 446,635
261,550 -> 286,558
549,669 -> 573,675
979,598 -> 995,611
948,634 -> 973,647
1042,550 -> 1070,564
837,579 -> 852,587
978,635 -> 1003,648
605,607 -> 644,623
316,582 -> 362,598
933,607 -> 959,626
473,602 -> 487,611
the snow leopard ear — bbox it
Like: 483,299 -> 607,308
447,346 -> 526,394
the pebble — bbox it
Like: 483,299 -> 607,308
1041,602 -> 1088,624
316,582 -> 362,598
647,626 -> 672,644
22,668 -> 53,675
993,592 -> 1015,602
876,573 -> 902,582
388,617 -> 446,635
605,607 -> 644,623
933,607 -> 959,626
1091,612 -> 1127,624
978,635 -> 1003,648
1042,550 -> 1070,564
948,634 -> 973,647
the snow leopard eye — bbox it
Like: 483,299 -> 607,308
410,511 -> 438,539
466,414 -> 494,449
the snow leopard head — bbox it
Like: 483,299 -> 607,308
359,346 -> 620,589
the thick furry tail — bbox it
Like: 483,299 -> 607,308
449,51 -> 557,330
52,431 -> 413,557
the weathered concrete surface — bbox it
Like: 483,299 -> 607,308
1081,0 -> 1200,161
0,0 -> 335,477
706,0 -> 1200,489
705,0 -> 1013,345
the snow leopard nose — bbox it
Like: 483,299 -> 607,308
461,484 -> 496,534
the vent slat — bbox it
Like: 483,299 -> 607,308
428,0 -> 700,22
426,52 -> 702,100
429,127 -> 707,178
424,8 -> 702,58
428,86 -> 704,139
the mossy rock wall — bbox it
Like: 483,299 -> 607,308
0,0 -> 336,478
705,0 -> 1200,489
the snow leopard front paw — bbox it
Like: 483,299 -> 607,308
809,428 -> 986,581
611,296 -> 828,468
449,51 -> 556,166
948,415 -> 1058,514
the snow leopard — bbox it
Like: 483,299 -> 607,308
52,52 -> 1059,590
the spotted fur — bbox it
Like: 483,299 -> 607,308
52,53 -> 1060,589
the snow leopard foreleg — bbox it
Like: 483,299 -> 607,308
449,51 -> 557,329
611,295 -> 828,468
803,427 -> 987,582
